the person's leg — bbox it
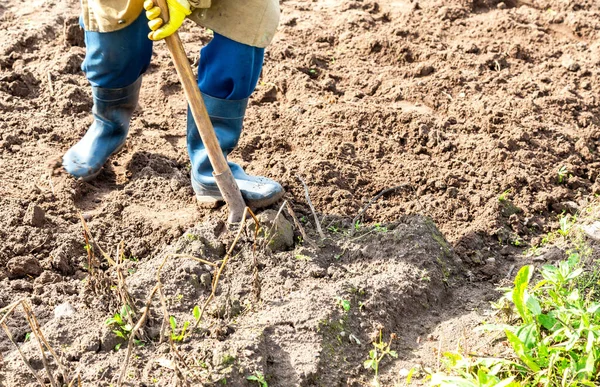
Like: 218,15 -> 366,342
187,33 -> 283,208
63,13 -> 153,179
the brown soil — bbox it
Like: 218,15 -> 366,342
1,0 -> 599,385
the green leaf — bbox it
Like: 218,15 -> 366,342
515,323 -> 538,349
512,266 -> 534,324
363,359 -> 375,370
525,294 -> 542,316
193,305 -> 200,321
493,378 -> 516,387
565,330 -> 580,351
429,373 -> 478,387
537,313 -> 559,331
505,329 -> 540,372
169,316 -> 177,331
181,321 -> 190,337
114,343 -> 122,351
584,338 -> 595,376
567,288 -> 580,303
587,303 -> 600,314
566,268 -> 583,281
405,367 -> 415,384
114,330 -> 127,339
388,350 -> 398,358
247,376 -> 259,381
340,299 -> 350,311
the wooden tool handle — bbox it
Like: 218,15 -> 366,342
154,0 -> 170,24
153,0 -> 247,223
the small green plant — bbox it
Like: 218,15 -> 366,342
364,331 -> 398,386
221,354 -> 235,366
328,225 -> 341,234
335,296 -> 351,312
169,316 -> 189,342
374,223 -> 388,233
105,305 -> 134,343
558,165 -> 569,184
558,214 -> 573,237
354,220 -> 362,232
247,371 -> 268,386
498,189 -> 512,202
185,233 -> 199,241
193,305 -> 201,323
295,254 -> 311,261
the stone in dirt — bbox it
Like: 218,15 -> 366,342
253,209 -> 295,252
54,303 -> 77,318
7,255 -> 43,278
583,222 -> 600,242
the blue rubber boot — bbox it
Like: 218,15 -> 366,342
62,77 -> 142,180
188,93 -> 284,208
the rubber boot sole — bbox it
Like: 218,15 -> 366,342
196,189 -> 285,209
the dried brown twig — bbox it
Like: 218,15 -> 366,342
284,202 -> 318,249
296,174 -> 326,241
247,208 -> 261,301
193,207 -> 252,330
1,299 -> 74,386
352,184 -> 411,229
117,284 -> 159,387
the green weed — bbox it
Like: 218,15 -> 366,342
364,331 -> 398,386
169,316 -> 189,342
335,296 -> 351,312
431,254 -> 600,386
247,371 -> 268,386
374,223 -> 388,233
354,220 -> 362,232
558,214 -> 575,237
498,189 -> 512,202
105,305 -> 133,344
328,225 -> 341,234
558,166 -> 570,184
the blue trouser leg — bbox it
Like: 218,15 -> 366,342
81,12 -> 153,88
187,33 -> 283,207
63,13 -> 152,179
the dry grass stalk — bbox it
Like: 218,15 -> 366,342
352,184 -> 410,228
296,174 -> 326,240
247,208 -> 261,301
284,202 -> 318,249
193,207 -> 250,330
78,213 -> 115,265
264,200 -> 287,248
1,321 -> 46,386
67,373 -> 81,387
1,300 -> 74,386
22,301 -> 70,384
117,284 -> 159,387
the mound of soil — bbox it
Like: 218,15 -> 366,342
1,215 -> 459,386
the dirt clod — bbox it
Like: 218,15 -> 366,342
7,256 -> 43,278
24,203 -> 45,227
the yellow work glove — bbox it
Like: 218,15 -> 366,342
144,0 -> 192,41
